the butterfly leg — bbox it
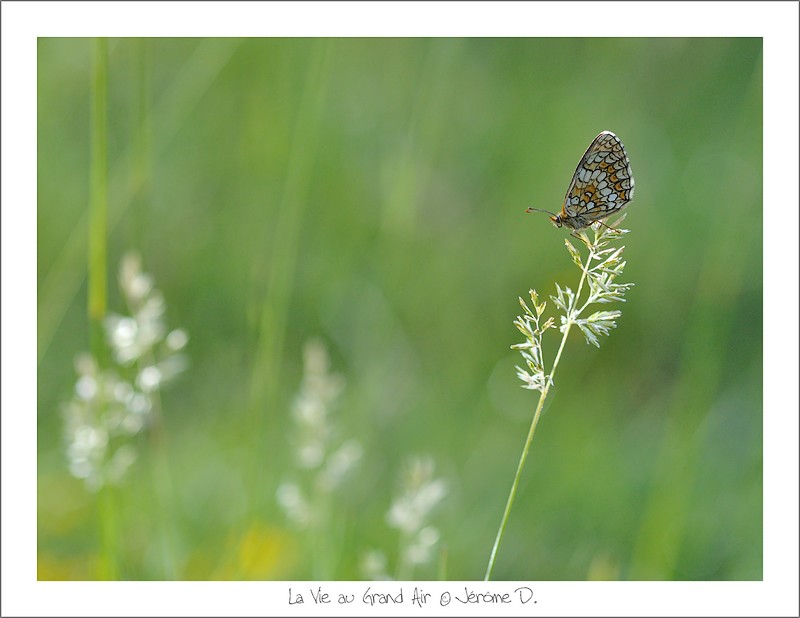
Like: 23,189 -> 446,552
569,230 -> 592,248
598,220 -> 621,234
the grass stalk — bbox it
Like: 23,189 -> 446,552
88,37 -> 108,363
146,389 -> 179,579
132,38 -> 152,253
246,41 -> 331,507
484,258 -> 591,581
485,221 -> 631,580
88,37 -> 118,578
97,485 -> 118,579
129,38 -> 179,579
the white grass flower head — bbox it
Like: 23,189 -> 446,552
361,549 -> 391,581
62,253 -> 188,491
318,439 -> 363,492
512,289 -> 555,392
276,481 -> 312,528
291,339 -> 346,470
512,216 -> 632,392
103,252 -> 189,369
406,525 -> 441,566
278,338 -> 361,532
63,354 -> 148,490
363,455 -> 448,580
386,457 -> 448,535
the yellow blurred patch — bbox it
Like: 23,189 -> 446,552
38,473 -> 92,537
38,551 -> 99,581
587,552 -> 620,581
188,522 -> 297,580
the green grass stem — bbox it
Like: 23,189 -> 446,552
88,37 -> 118,578
132,38 -> 152,253
484,242 -> 594,581
247,40 -> 331,494
88,37 -> 108,362
38,39 -> 240,366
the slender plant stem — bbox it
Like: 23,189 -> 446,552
483,384 -> 548,581
132,38 -> 152,254
484,242 -> 595,581
97,484 -> 118,580
129,38 -> 178,580
311,483 -> 333,580
246,40 -> 331,507
142,362 -> 179,578
437,544 -> 448,581
88,37 -> 108,363
89,37 -> 118,579
396,530 -> 412,581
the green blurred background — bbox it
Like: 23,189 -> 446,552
37,37 -> 762,581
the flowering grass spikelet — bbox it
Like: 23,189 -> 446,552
363,455 -> 448,580
486,214 -> 634,580
62,252 -> 189,491
512,290 -> 554,392
514,216 -> 633,363
277,339 -> 362,529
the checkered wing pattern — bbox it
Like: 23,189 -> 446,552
560,131 -> 634,229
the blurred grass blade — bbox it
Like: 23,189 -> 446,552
88,37 -> 108,362
89,37 -> 116,579
132,37 -> 152,253
38,38 -> 241,366
247,40 -> 332,447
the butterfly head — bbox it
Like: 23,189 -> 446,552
526,207 -> 564,228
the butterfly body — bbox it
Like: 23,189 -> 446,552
529,131 -> 635,231
547,211 -> 597,230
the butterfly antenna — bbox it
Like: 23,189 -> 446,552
525,207 -> 558,217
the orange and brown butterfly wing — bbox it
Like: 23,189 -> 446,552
561,131 -> 635,228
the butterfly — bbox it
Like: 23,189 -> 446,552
528,131 -> 635,232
